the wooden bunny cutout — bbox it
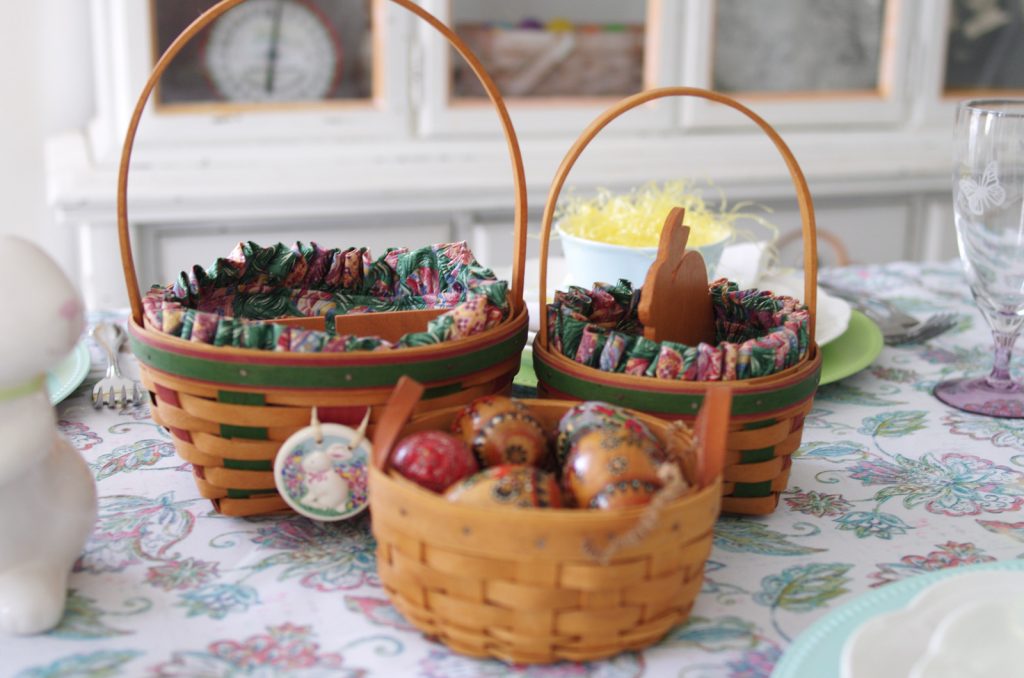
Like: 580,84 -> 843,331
638,207 -> 716,346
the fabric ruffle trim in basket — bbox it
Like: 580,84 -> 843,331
142,241 -> 510,353
547,279 -> 809,380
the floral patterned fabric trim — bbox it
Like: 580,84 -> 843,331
142,241 -> 510,352
547,279 -> 809,380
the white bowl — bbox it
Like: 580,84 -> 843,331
557,224 -> 732,289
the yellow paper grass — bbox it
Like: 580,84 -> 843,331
557,180 -> 772,248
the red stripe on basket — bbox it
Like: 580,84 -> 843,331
790,412 -> 806,432
154,384 -> 182,408
169,426 -> 193,444
319,406 -> 370,427
130,314 -> 523,368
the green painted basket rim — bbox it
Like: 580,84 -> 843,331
533,342 -> 821,418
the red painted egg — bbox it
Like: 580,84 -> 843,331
563,425 -> 664,509
445,465 -> 563,508
452,396 -> 549,468
390,430 -> 479,493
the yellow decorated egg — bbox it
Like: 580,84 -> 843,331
445,465 -> 563,508
555,401 -> 662,467
563,425 -> 664,509
452,396 -> 549,468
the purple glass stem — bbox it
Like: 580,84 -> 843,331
987,329 -> 1019,388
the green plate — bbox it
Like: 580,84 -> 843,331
47,341 -> 91,405
818,310 -> 883,386
515,346 -> 538,388
772,559 -> 1024,678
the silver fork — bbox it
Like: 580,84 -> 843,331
819,281 -> 957,345
91,323 -> 143,409
882,312 -> 958,345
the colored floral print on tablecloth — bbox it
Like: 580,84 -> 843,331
847,453 -> 1024,516
868,542 -> 996,588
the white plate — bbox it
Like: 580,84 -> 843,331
773,560 -> 1024,678
756,271 -> 852,346
841,570 -> 1024,678
46,340 -> 91,405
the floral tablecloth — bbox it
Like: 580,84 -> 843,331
5,261 -> 1024,678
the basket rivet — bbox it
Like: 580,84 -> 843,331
691,403 -> 698,410
399,507 -> 408,517
756,399 -> 763,405
671,522 -> 680,532
535,537 -> 546,549
345,374 -> 353,382
239,369 -> 248,377
462,526 -> 472,536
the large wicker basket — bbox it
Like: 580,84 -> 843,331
117,0 -> 529,517
369,378 -> 729,664
534,87 -> 822,516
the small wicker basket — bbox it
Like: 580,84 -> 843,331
117,0 -> 529,517
369,377 -> 730,664
534,87 -> 822,516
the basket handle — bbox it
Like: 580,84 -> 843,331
537,87 -> 818,350
372,376 -> 425,472
118,0 -> 528,326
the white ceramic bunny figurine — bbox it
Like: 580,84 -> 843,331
0,235 -> 97,635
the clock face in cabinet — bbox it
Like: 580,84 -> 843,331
151,0 -> 373,108
205,0 -> 340,102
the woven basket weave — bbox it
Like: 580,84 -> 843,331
369,380 -> 729,664
117,0 -> 529,517
534,87 -> 822,516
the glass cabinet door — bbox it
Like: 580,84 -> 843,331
448,0 -> 648,100
150,0 -> 377,110
680,0 -> 910,129
417,0 -> 675,137
711,0 -> 888,95
943,0 -> 1024,93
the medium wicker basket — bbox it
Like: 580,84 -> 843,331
534,87 -> 822,516
369,378 -> 729,664
117,0 -> 529,517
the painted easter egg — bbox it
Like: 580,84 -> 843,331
390,430 -> 479,493
445,465 -> 563,508
563,425 -> 664,509
452,396 -> 549,468
555,401 -> 662,468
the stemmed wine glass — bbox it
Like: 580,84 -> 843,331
935,99 -> 1024,417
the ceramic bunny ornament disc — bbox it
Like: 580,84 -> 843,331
0,235 -> 97,635
274,410 -> 371,521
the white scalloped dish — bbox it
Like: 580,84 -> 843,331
841,570 -> 1024,678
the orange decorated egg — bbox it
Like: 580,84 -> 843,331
452,396 -> 549,468
390,430 -> 478,493
563,425 -> 664,509
555,401 -> 662,467
445,465 -> 563,508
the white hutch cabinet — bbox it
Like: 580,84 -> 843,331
46,0 -> 1021,309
